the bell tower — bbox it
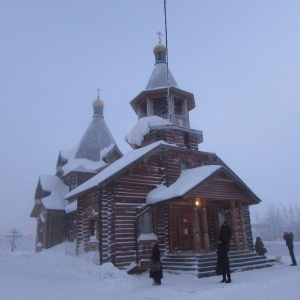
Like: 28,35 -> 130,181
128,38 -> 203,150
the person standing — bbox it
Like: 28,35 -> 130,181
149,241 -> 163,285
219,221 -> 232,252
216,239 -> 231,283
283,232 -> 297,266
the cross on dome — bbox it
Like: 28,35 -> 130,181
96,88 -> 101,99
157,31 -> 163,44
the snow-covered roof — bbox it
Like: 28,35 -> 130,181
62,158 -> 105,175
58,102 -> 121,176
125,116 -> 171,147
61,144 -> 117,176
60,145 -> 77,161
147,165 -> 221,204
145,62 -> 178,90
65,141 -> 171,199
38,175 -> 69,210
65,200 -> 77,214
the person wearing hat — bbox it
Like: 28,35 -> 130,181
149,241 -> 163,285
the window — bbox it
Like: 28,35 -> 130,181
180,163 -> 187,170
90,219 -> 98,239
139,211 -> 153,234
70,173 -> 78,189
155,51 -> 166,62
174,98 -> 183,115
153,98 -> 168,115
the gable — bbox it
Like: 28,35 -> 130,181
146,165 -> 260,206
66,141 -> 171,199
186,169 -> 260,205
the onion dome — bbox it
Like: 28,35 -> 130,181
153,42 -> 167,64
93,95 -> 104,118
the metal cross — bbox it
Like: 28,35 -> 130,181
96,88 -> 101,99
5,228 -> 22,253
157,31 -> 163,43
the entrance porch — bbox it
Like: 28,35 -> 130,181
166,198 -> 251,254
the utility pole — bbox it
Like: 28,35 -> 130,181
5,228 -> 22,253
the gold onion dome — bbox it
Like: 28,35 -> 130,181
93,97 -> 104,107
153,43 -> 166,54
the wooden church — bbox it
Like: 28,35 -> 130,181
31,39 -> 267,274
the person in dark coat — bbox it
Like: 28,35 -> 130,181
149,241 -> 163,285
216,239 -> 231,283
283,232 -> 297,266
219,221 -> 232,252
255,237 -> 267,256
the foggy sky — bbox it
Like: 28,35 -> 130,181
1,0 -> 299,236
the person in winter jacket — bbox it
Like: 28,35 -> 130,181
149,241 -> 163,285
216,239 -> 231,283
255,237 -> 267,256
218,221 -> 232,252
283,232 -> 297,266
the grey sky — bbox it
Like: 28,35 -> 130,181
1,0 -> 299,236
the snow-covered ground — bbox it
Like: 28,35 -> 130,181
0,241 -> 299,300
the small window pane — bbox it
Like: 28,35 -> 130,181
140,211 -> 153,234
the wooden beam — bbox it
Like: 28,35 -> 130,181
230,200 -> 240,251
201,200 -> 210,253
168,203 -> 174,253
193,206 -> 201,253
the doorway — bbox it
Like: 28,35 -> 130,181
179,212 -> 194,251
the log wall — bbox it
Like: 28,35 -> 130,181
41,210 -> 67,250
75,144 -> 258,270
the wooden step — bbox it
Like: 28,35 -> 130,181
162,251 -> 274,278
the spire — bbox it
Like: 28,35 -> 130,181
75,92 -> 116,162
145,41 -> 178,90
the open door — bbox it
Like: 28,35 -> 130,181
179,212 -> 194,251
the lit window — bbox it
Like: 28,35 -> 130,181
90,219 -> 97,237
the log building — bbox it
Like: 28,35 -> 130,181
31,41 -> 261,273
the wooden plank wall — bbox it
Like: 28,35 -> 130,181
197,179 -> 251,202
113,155 -> 163,268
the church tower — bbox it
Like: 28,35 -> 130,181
31,93 -> 122,251
128,37 -> 203,150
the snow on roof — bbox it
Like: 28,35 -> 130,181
65,200 -> 77,214
146,165 -> 222,204
66,141 -> 171,199
62,144 -> 116,176
62,158 -> 106,175
125,116 -> 171,147
39,175 -> 69,210
60,145 -> 78,161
